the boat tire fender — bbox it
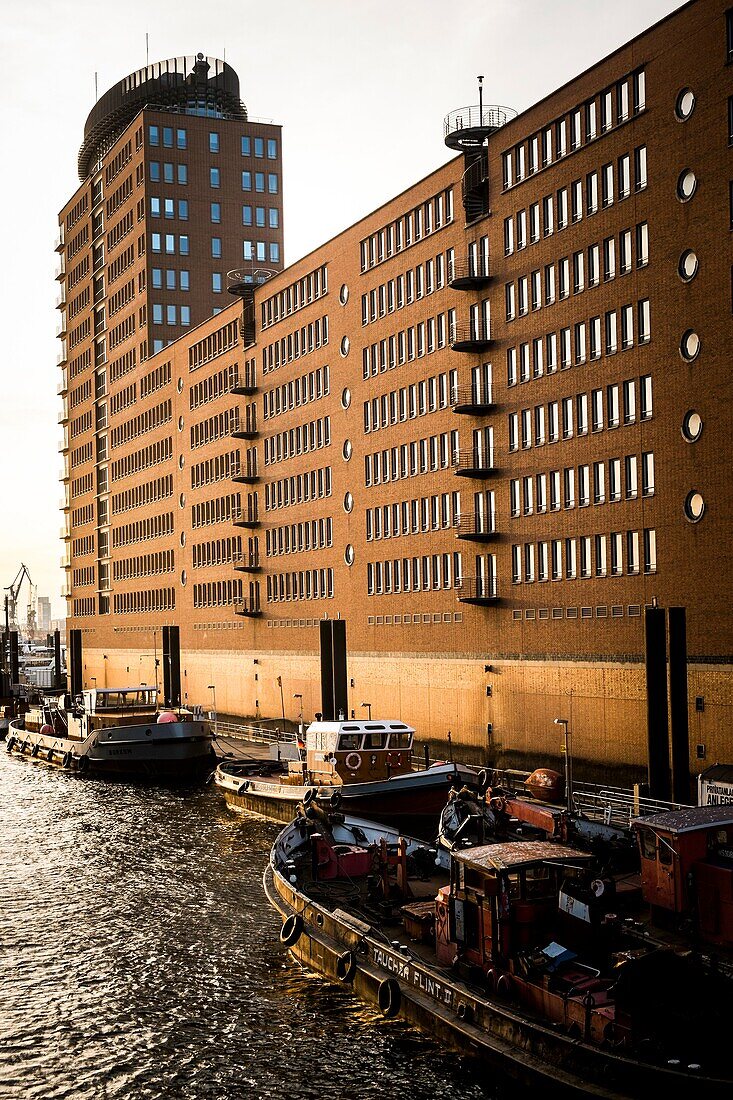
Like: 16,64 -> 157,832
456,1000 -> 473,1023
77,755 -> 90,774
336,950 -> 357,983
280,913 -> 304,947
62,751 -> 72,769
238,779 -> 250,795
302,788 -> 317,808
490,796 -> 507,815
377,977 -> 401,1018
31,743 -> 39,757
329,789 -> 343,811
477,768 -> 489,793
6,736 -> 14,753
46,748 -> 55,762
344,752 -> 362,771
496,973 -> 513,1000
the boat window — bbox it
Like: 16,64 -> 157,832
505,871 -> 521,900
341,724 -> 361,732
387,731 -> 412,748
658,838 -> 673,866
364,723 -> 387,731
638,828 -> 656,861
338,734 -> 362,750
523,865 -> 554,900
363,731 -> 386,749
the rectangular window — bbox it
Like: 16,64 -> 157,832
592,389 -> 604,431
571,109 -> 582,149
517,209 -> 527,249
611,532 -> 623,576
149,161 -> 160,181
621,304 -> 634,349
209,132 -> 219,153
609,458 -> 622,502
211,237 -> 221,258
210,202 -> 221,223
577,393 -> 588,435
625,454 -> 638,499
212,273 -> 222,293
588,243 -> 599,287
166,304 -> 176,325
255,172 -> 265,192
571,179 -> 583,222
627,530 -> 640,575
557,188 -> 568,229
589,316 -> 601,360
529,202 -> 540,242
162,126 -> 173,148
508,412 -> 518,452
642,452 -> 655,496
604,236 -> 616,280
640,375 -> 653,420
565,538 -> 577,579
210,167 -> 220,188
152,268 -> 162,288
269,207 -> 279,228
242,171 -> 252,191
593,461 -> 605,504
178,199 -> 188,220
607,383 -> 620,427
578,465 -> 590,507
177,164 -> 187,185
544,264 -> 555,304
543,195 -> 554,236
586,171 -> 598,215
242,205 -> 252,226
634,146 -> 648,191
507,347 -> 517,386
618,154 -> 631,198
601,90 -> 613,132
573,250 -> 585,293
623,379 -> 636,423
505,283 -> 515,321
149,125 -> 159,146
550,471 -> 561,511
636,222 -> 649,266
602,163 -> 614,207
542,127 -> 553,165
529,135 -> 539,173
564,466 -> 575,508
586,100 -> 597,140
531,270 -> 541,310
633,70 -> 646,112
619,229 -> 632,274
580,536 -> 592,578
644,529 -> 657,574
638,299 -> 651,343
268,173 -> 279,194
165,233 -> 175,254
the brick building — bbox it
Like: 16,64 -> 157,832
59,1 -> 733,784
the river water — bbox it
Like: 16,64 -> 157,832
0,753 -> 512,1100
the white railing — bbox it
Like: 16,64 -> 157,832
213,719 -> 297,746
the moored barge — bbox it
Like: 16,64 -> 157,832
265,807 -> 732,1098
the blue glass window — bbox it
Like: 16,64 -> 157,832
166,304 -> 176,325
267,138 -> 277,159
177,129 -> 187,149
242,171 -> 251,191
151,233 -> 162,253
178,199 -> 188,220
181,306 -> 190,326
210,167 -> 220,188
256,241 -> 266,262
255,172 -> 265,192
254,137 -> 264,158
177,164 -> 187,185
153,338 -> 164,353
166,269 -> 176,290
270,242 -> 280,263
243,240 -> 253,261
165,234 -> 175,254
212,273 -> 222,292
149,125 -> 159,146
268,173 -> 279,194
209,132 -> 219,153
150,162 -> 160,181
152,304 -> 163,324
163,127 -> 173,148
180,270 -> 190,291
179,235 -> 189,255
255,207 -> 265,227
150,197 -> 161,218
211,237 -> 221,258
163,163 -> 174,183
241,136 -> 251,156
152,268 -> 162,288
211,202 -> 221,223
242,205 -> 252,226
164,198 -> 174,219
269,207 -> 279,228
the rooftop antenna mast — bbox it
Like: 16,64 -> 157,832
146,33 -> 149,67
94,71 -> 98,102
478,74 -> 484,126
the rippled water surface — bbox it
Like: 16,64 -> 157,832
0,753 -> 512,1100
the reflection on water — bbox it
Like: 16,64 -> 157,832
0,754 -> 509,1099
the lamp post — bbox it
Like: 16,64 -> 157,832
293,693 -> 304,740
361,701 -> 372,720
554,718 -> 572,814
208,684 -> 217,738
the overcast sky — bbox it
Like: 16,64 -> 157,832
0,0 -> 678,621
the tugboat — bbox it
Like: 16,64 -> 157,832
214,715 -> 477,834
6,686 -> 213,779
264,803 -> 733,1097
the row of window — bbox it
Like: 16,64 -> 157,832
501,69 -> 646,189
72,566 -> 95,587
149,162 -> 188,185
189,363 -> 239,410
261,265 -> 328,329
193,579 -> 244,608
71,472 -> 94,499
359,188 -> 454,272
150,197 -> 189,220
71,504 -> 94,528
112,512 -> 174,548
264,467 -> 332,513
507,303 -> 651,383
510,453 -> 655,517
113,588 -> 176,614
191,449 -> 239,490
508,376 -> 653,450
361,310 -> 455,380
109,347 -> 137,385
70,441 -> 93,470
110,400 -> 171,450
263,416 -> 331,466
364,431 -> 460,487
243,240 -> 280,264
361,249 -> 454,326
511,529 -> 656,583
266,518 -> 333,558
363,369 -> 459,434
504,154 -> 647,258
261,316 -> 329,374
367,552 -> 476,596
70,378 -> 92,411
191,492 -> 240,530
140,360 -> 171,399
151,233 -> 189,256
505,224 -> 649,320
192,535 -> 244,569
151,304 -> 191,326
263,365 -> 330,421
190,407 -> 240,450
189,320 -> 239,372
241,171 -> 279,194
111,437 -> 172,484
111,474 -> 173,517
73,598 -> 96,617
266,569 -> 334,603
242,205 -> 279,229
366,492 -> 462,542
112,550 -> 175,580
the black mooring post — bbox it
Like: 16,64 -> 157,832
645,606 -> 670,801
53,630 -> 62,690
69,629 -> 83,697
669,607 -> 691,804
319,619 -> 348,721
162,625 -> 181,708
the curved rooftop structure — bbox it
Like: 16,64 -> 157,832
78,54 -> 247,180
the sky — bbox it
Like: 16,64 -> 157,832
0,0 -> 679,622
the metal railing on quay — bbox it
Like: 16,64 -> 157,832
213,720 -> 297,745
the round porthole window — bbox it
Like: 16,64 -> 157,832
178,454 -> 185,470
680,330 -> 701,362
340,336 -> 350,357
678,250 -> 699,282
343,492 -> 354,513
675,88 -> 696,121
682,411 -> 703,442
178,415 -> 184,431
341,387 -> 351,410
677,169 -> 697,202
177,378 -> 184,393
344,545 -> 355,566
179,492 -> 186,508
180,532 -> 186,547
339,284 -> 349,305
342,439 -> 352,461
684,491 -> 705,523
181,570 -> 187,587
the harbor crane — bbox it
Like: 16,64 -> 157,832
3,563 -> 36,635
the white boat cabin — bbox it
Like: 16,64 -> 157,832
81,687 -> 159,716
305,719 -> 415,784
